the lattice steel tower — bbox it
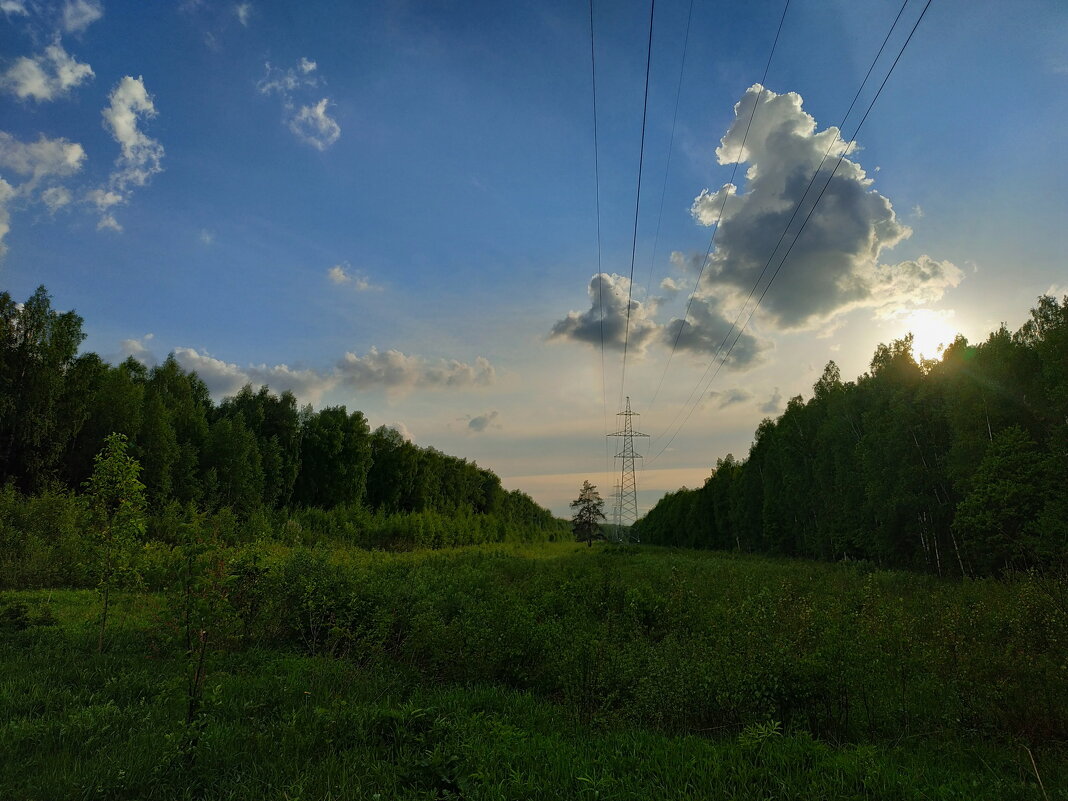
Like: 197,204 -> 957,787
608,396 -> 648,542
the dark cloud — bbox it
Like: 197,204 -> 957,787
465,410 -> 500,432
549,273 -> 659,354
661,294 -> 772,369
708,387 -> 752,408
759,387 -> 783,414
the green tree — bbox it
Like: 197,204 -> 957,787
85,433 -> 147,652
570,481 -> 606,547
0,286 -> 86,491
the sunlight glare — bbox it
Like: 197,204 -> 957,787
898,309 -> 958,360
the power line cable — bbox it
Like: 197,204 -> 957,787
588,0 -> 613,490
650,0 -> 910,450
651,0 -> 933,463
617,0 -> 657,410
648,0 -> 791,409
641,0 -> 695,302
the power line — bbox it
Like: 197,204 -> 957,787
651,0 -> 934,463
618,0 -> 656,409
641,0 -> 695,302
588,0 -> 613,491
648,0 -> 791,409
650,0 -> 911,452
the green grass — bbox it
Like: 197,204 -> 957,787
2,542 -> 1066,799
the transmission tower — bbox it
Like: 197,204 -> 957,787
608,396 -> 648,543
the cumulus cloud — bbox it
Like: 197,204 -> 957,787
173,347 -> 338,404
1,39 -> 94,102
62,0 -> 103,33
169,345 -> 496,403
686,84 -> 960,329
463,410 -> 500,432
89,76 -> 164,230
707,388 -> 752,409
258,59 -> 341,150
101,76 -> 164,190
660,293 -> 772,369
0,131 -> 86,188
385,421 -> 413,441
0,131 -> 86,248
337,348 -> 495,392
550,273 -> 660,355
234,1 -> 251,26
118,333 -> 156,366
327,262 -> 379,290
289,98 -> 341,151
41,185 -> 72,212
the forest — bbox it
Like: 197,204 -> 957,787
2,285 -> 1066,799
0,286 -> 568,584
635,294 -> 1068,577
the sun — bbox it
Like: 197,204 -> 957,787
896,309 -> 959,360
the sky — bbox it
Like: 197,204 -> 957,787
1,0 -> 1065,517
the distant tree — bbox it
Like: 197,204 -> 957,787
570,481 -> 606,547
85,433 -> 147,652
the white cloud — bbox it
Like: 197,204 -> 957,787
0,131 -> 86,188
0,178 -> 14,258
89,76 -> 164,230
96,213 -> 121,231
289,98 -> 341,150
62,0 -> 103,33
337,347 -> 495,392
170,344 -> 495,403
101,76 -> 164,190
0,1 -> 29,16
258,59 -> 340,150
386,421 -> 413,441
0,131 -> 86,249
1,39 -> 94,102
549,272 -> 660,355
257,59 -> 320,98
41,185 -> 72,212
119,333 -> 155,365
327,262 -> 379,290
234,1 -> 251,26
199,229 -> 214,245
173,347 -> 339,404
686,84 -> 958,330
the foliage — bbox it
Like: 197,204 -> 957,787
570,480 -> 606,546
636,294 -> 1068,576
1,545 -> 1066,799
85,433 -> 147,651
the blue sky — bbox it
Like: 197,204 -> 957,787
2,0 -> 1065,515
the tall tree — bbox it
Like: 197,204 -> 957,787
570,481 -> 606,547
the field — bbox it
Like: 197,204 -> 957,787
3,542 -> 1066,800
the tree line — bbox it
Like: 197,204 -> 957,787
0,286 -> 558,534
635,295 -> 1068,577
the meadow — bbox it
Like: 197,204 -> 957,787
3,541 -> 1065,800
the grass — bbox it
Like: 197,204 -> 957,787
2,542 -> 1066,799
